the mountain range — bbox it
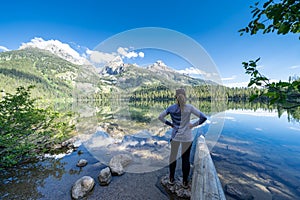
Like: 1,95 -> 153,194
0,38 -> 210,100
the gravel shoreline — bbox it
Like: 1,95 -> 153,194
39,145 -> 171,200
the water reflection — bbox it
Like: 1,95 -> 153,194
78,123 -> 210,173
0,145 -> 104,200
84,130 -> 171,173
212,109 -> 300,199
0,157 -> 67,199
74,99 -> 223,172
1,100 -> 300,200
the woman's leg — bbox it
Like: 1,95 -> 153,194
181,141 -> 192,183
169,140 -> 180,180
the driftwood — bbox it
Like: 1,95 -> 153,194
191,136 -> 226,200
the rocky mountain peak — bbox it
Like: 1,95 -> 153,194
147,60 -> 175,72
100,55 -> 126,75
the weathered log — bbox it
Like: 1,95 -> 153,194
191,136 -> 226,200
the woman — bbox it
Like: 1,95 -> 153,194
158,88 -> 207,188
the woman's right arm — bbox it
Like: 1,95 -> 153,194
158,110 -> 174,127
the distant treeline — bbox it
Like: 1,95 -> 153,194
127,84 -> 264,102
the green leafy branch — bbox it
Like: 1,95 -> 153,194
243,58 -> 300,108
239,0 -> 300,38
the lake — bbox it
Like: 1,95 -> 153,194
1,101 -> 300,199
212,108 -> 300,200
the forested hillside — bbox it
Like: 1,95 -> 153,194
0,48 -> 263,103
0,48 -> 100,100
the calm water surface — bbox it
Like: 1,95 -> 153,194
1,107 -> 299,200
212,109 -> 300,200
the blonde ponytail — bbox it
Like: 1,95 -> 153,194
176,93 -> 186,112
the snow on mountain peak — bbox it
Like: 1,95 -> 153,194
155,60 -> 167,67
147,60 -> 174,72
19,37 -> 88,65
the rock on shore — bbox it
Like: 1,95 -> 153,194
109,154 -> 132,175
71,176 -> 95,200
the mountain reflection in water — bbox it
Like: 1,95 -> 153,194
74,99 -> 214,173
1,100 -> 300,200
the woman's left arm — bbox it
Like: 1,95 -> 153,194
190,105 -> 207,128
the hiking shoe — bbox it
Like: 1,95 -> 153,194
182,181 -> 189,189
168,177 -> 175,185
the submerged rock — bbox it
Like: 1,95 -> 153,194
267,186 -> 295,200
98,167 -> 112,186
71,176 -> 95,199
225,183 -> 253,200
109,154 -> 132,175
245,161 -> 266,172
76,159 -> 88,167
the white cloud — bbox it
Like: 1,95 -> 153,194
219,116 -> 236,121
223,77 -> 286,88
221,75 -> 237,81
117,47 -> 129,57
86,46 -> 144,65
289,65 -> 300,69
223,81 -> 249,88
0,45 -> 10,52
177,67 -> 206,75
289,127 -> 300,131
226,109 -> 279,117
177,67 -> 220,81
126,51 -> 138,59
19,37 -> 88,65
117,47 -> 144,59
20,38 -> 68,52
138,52 -> 144,58
86,49 -> 117,64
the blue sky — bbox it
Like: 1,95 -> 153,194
1,0 -> 299,87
